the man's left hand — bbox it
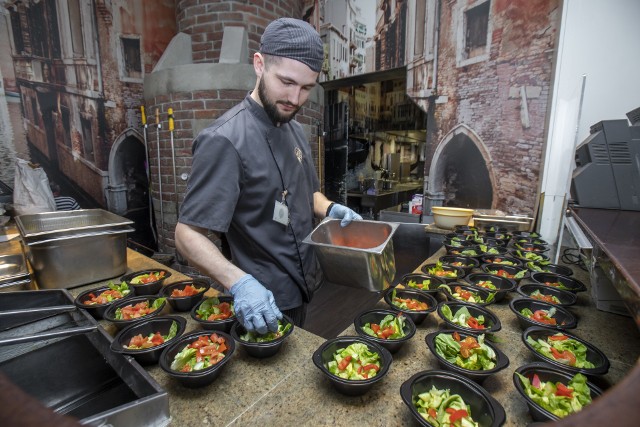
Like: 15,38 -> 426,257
328,203 -> 363,227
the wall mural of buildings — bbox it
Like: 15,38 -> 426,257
1,0 -> 558,252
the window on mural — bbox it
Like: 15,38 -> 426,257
81,117 -> 95,162
121,37 -> 142,79
465,1 -> 490,59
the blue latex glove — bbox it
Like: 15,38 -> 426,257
328,203 -> 363,227
230,274 -> 282,334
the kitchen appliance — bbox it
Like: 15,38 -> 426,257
0,289 -> 170,425
302,219 -> 399,291
571,112 -> 640,210
15,209 -> 134,289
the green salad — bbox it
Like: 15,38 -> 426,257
196,297 -> 235,321
439,284 -> 495,304
513,250 -> 547,262
170,332 -> 228,372
326,342 -> 381,380
239,319 -> 292,342
406,277 -> 433,291
414,386 -> 479,426
434,332 -> 496,371
124,321 -> 178,350
526,333 -> 595,368
458,248 -> 480,257
362,313 -> 406,340
526,261 -> 553,272
440,305 -> 487,330
427,262 -> 459,278
516,372 -> 592,418
478,244 -> 501,255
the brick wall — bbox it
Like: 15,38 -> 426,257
176,0 -> 305,63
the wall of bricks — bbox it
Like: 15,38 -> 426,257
176,0 -> 304,63
427,0 -> 559,215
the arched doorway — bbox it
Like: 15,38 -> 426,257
108,129 -> 157,250
427,124 -> 496,209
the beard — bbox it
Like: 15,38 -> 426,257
258,77 -> 301,124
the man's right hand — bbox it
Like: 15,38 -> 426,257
230,274 -> 282,334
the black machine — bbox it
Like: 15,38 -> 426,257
571,107 -> 640,211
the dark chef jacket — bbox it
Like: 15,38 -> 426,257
179,94 -> 322,310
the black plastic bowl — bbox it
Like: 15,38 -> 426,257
74,283 -> 133,319
512,230 -> 542,239
444,239 -> 478,254
444,241 -> 480,257
230,314 -> 294,358
509,298 -> 577,331
159,329 -> 235,388
398,273 -> 445,293
477,246 -> 510,258
464,273 -> 515,302
513,242 -> 549,254
425,330 -> 510,383
531,272 -> 586,293
421,263 -> 465,283
484,231 -> 511,242
110,315 -> 187,365
190,296 -> 236,333
479,255 -> 523,267
312,335 -> 392,396
120,269 -> 172,296
103,295 -> 169,330
401,369 -> 506,427
436,301 -> 502,333
439,283 -> 496,307
353,309 -> 416,354
513,362 -> 603,422
383,287 -> 438,325
159,279 -> 210,312
481,263 -> 530,284
510,251 -> 550,265
439,255 -> 480,275
516,283 -> 577,307
526,262 -> 574,276
481,237 -> 507,248
522,327 -> 610,376
454,225 -> 479,233
513,236 -> 550,246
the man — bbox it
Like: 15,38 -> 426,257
175,18 -> 362,334
50,182 -> 81,211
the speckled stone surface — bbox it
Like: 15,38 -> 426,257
70,248 -> 640,426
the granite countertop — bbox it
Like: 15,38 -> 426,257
66,245 -> 640,426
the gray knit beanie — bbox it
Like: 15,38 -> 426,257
260,18 -> 324,72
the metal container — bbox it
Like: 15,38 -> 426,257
473,210 -> 534,232
0,289 -> 170,426
16,209 -> 134,289
302,219 -> 399,291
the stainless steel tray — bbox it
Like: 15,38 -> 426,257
16,209 -> 133,241
0,289 -> 170,426
0,253 -> 29,285
302,219 -> 399,291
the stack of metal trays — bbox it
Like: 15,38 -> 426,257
0,289 -> 170,425
0,227 -> 31,292
15,209 -> 135,289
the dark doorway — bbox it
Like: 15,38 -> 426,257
118,136 -> 157,251
437,134 -> 492,209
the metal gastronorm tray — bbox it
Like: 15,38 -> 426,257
15,209 -> 133,241
0,289 -> 170,426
